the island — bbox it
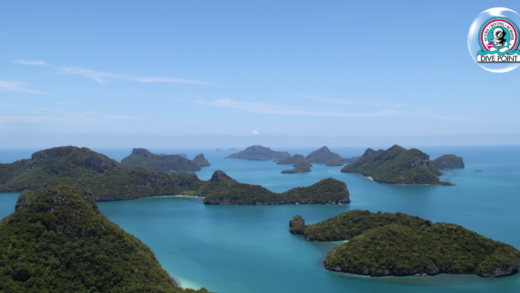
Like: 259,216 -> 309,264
281,157 -> 312,173
342,156 -> 361,163
276,154 -> 305,165
121,148 -> 201,172
45,167 -> 348,205
306,146 -> 344,163
203,171 -> 349,205
215,148 -> 222,151
0,185 -> 211,292
325,159 -> 344,166
0,146 -> 121,192
341,145 -> 451,185
227,148 -> 239,151
431,154 -> 465,170
193,153 -> 211,167
289,210 -> 520,278
227,145 -> 290,161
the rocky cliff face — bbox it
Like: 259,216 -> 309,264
132,148 -> 153,157
193,153 -> 211,167
407,156 -> 431,170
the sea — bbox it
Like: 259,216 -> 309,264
1,145 -> 519,293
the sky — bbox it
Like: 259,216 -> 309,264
2,0 -> 520,148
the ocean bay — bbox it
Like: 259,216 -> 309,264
1,146 -> 519,292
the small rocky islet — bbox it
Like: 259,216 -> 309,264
289,210 -> 520,278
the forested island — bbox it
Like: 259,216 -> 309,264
341,145 -> 457,185
289,210 -> 520,277
281,157 -> 312,174
121,148 -> 201,172
227,145 -> 290,160
0,146 -> 121,191
431,154 -> 465,170
306,146 -> 343,163
0,185 -> 211,292
193,153 -> 211,167
203,171 -> 349,205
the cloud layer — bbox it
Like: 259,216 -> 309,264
200,99 -> 399,117
0,80 -> 42,94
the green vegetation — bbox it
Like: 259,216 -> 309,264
324,223 -> 520,277
45,168 -> 204,201
289,215 -> 307,234
325,159 -> 343,166
203,172 -> 349,205
306,146 -> 343,163
343,156 -> 361,164
121,148 -> 200,172
0,146 -> 121,192
300,209 -> 432,241
227,145 -> 290,160
192,154 -> 211,167
0,186 -> 212,292
276,154 -> 304,165
341,145 -> 450,185
431,154 -> 465,170
282,157 -> 312,174
290,210 -> 520,277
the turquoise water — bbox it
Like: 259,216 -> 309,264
1,146 -> 520,292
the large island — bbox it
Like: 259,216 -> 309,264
0,185 -> 211,292
341,145 -> 453,185
289,210 -> 520,278
227,145 -> 290,160
203,171 -> 349,205
121,148 -> 201,172
306,146 -> 343,163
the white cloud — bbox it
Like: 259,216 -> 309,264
330,134 -> 336,137
14,59 -> 46,65
103,115 -> 144,121
58,102 -> 72,105
0,116 -> 64,123
252,130 -> 260,135
0,80 -> 43,94
58,66 -> 214,85
291,93 -> 404,108
199,99 -> 399,117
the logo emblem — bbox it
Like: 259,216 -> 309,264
477,17 -> 520,63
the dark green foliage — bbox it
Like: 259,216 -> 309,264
227,145 -> 290,160
343,156 -> 361,163
325,159 -> 344,166
431,154 -> 465,170
277,154 -> 304,165
341,145 -> 450,185
306,146 -> 343,163
0,186 -> 212,292
324,223 -> 520,277
282,157 -> 312,173
0,146 -> 121,192
289,215 -> 308,234
121,148 -> 200,172
192,154 -> 211,167
203,172 -> 350,205
45,168 -> 204,201
289,215 -> 305,227
302,209 -> 432,241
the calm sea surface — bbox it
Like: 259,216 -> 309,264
1,146 -> 520,292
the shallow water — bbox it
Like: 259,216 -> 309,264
1,146 -> 519,293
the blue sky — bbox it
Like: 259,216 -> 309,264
1,1 -> 520,148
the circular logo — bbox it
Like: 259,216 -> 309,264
468,8 -> 520,73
